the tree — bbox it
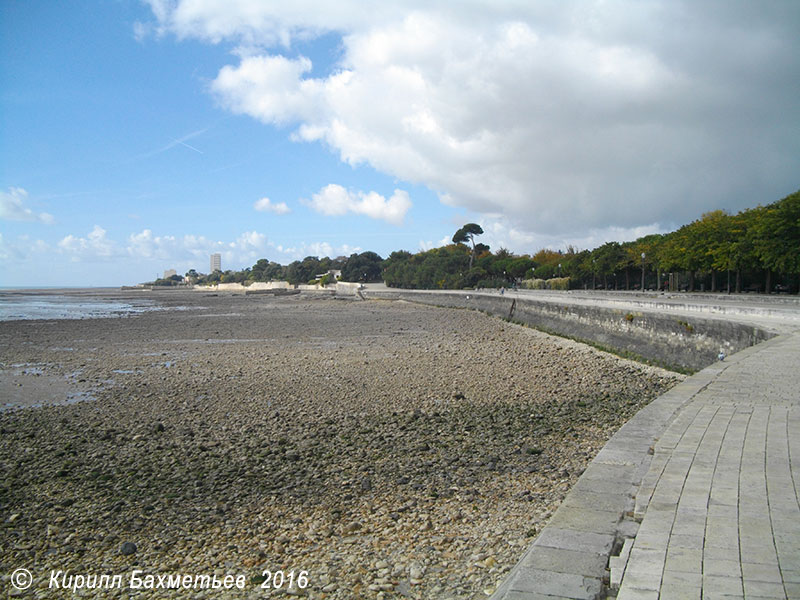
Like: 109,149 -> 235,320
592,242 -> 625,289
341,251 -> 384,282
452,223 -> 484,269
750,190 -> 800,292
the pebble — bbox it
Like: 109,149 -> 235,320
119,542 -> 137,556
0,292 -> 682,600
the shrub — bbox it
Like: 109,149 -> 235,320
521,278 -> 547,289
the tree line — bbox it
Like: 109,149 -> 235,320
386,190 -> 799,293
177,252 -> 385,287
160,189 -> 798,294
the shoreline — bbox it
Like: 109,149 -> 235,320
0,291 -> 681,598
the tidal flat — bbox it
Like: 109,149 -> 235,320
0,290 -> 681,598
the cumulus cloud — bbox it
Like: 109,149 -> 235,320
419,236 -> 453,252
254,197 -> 291,214
306,184 -> 411,225
268,240 -> 362,261
146,1 -> 800,239
42,224 -> 364,277
126,229 -> 270,266
58,226 -> 116,260
0,233 -> 10,261
0,187 -> 55,224
0,233 -> 52,260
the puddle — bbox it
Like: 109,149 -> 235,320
0,367 -> 97,411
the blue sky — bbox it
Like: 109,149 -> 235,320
2,1 -> 798,286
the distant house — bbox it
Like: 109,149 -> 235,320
315,269 -> 342,281
163,269 -> 177,279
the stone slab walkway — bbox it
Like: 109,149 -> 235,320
617,333 -> 800,599
491,324 -> 799,600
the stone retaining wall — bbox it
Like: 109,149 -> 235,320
362,290 -> 774,372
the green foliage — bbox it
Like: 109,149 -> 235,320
341,251 -> 384,282
383,245 -> 470,289
452,223 -> 484,245
475,278 -> 507,289
453,223 -> 484,269
749,190 -> 800,275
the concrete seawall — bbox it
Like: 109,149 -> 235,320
362,289 -> 776,372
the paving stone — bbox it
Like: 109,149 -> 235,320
515,546 -> 607,576
741,561 -> 783,583
616,588 -> 659,600
664,546 -> 702,573
546,506 -> 621,535
504,569 -> 603,599
533,528 -> 615,555
742,580 -> 787,597
703,558 -> 742,577
702,575 -> 744,596
661,570 -> 702,586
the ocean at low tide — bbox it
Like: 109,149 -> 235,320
0,294 -> 156,321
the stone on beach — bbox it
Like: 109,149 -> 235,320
0,290 -> 681,599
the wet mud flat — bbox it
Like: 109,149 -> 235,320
0,290 -> 681,598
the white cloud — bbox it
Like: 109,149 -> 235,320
127,229 -> 180,260
268,240 -> 362,261
254,197 -> 291,214
124,228 -> 355,268
126,229 -> 267,265
478,216 -> 668,256
58,226 -> 116,260
228,231 -> 269,264
146,1 -> 800,238
213,55 -> 321,125
306,184 -> 411,225
0,187 -> 55,224
419,236 -> 452,251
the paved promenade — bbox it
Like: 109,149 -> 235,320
488,294 -> 800,600
618,332 -> 800,599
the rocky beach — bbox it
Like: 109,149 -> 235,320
0,290 -> 682,598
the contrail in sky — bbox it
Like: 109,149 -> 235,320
134,128 -> 208,159
170,137 -> 204,154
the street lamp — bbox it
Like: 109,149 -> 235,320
641,252 -> 646,291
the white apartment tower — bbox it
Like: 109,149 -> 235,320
210,253 -> 221,273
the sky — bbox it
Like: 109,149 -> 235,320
1,1 -> 799,287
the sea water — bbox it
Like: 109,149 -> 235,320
0,294 -> 155,321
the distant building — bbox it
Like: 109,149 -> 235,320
315,269 -> 342,281
163,269 -> 177,279
210,253 -> 221,273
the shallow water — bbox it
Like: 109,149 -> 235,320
0,294 -> 155,321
